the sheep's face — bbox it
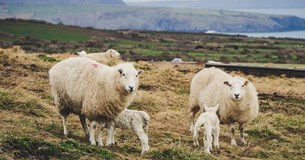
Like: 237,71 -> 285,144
224,79 -> 248,101
109,49 -> 120,58
118,68 -> 143,93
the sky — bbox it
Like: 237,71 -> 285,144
124,0 -> 194,2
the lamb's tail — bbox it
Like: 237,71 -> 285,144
77,50 -> 87,57
139,111 -> 150,133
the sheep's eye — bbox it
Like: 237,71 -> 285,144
122,73 -> 125,76
136,75 -> 138,78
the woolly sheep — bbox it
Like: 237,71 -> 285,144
90,109 -> 150,155
189,67 -> 259,146
193,104 -> 220,154
49,56 -> 143,138
77,49 -> 120,64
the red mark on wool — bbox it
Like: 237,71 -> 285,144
91,64 -> 99,68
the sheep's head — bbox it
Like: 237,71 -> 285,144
223,79 -> 249,101
203,103 -> 219,113
118,67 -> 143,93
108,49 -> 120,58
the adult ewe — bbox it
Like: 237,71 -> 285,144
77,49 -> 120,64
189,67 -> 259,146
90,109 -> 150,155
49,56 -> 143,138
193,104 -> 220,154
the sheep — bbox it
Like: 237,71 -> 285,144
189,67 -> 259,146
77,49 -> 120,64
90,109 -> 150,155
193,104 -> 220,154
49,56 -> 143,139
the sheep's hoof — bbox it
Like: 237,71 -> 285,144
241,139 -> 247,146
231,139 -> 237,146
98,143 -> 104,147
90,141 -> 97,146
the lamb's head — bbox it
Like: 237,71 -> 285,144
107,49 -> 120,58
203,103 -> 219,113
223,78 -> 249,101
117,66 -> 143,93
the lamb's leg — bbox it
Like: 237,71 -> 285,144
105,121 -> 115,146
89,121 -> 97,145
239,123 -> 247,145
193,129 -> 200,146
98,122 -> 105,147
60,115 -> 68,137
79,114 -> 89,138
189,105 -> 200,133
135,128 -> 150,155
230,124 -> 237,146
203,135 -> 211,154
213,126 -> 220,148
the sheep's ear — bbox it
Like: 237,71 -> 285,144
137,69 -> 144,75
203,104 -> 208,112
243,80 -> 249,87
118,68 -> 123,75
224,81 -> 231,86
214,103 -> 219,112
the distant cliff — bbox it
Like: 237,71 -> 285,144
1,4 -> 305,33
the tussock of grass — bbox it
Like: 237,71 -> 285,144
149,145 -> 215,160
0,137 -> 118,160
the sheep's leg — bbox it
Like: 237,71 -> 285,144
89,121 -> 97,145
193,130 -> 199,146
213,126 -> 220,148
135,128 -> 150,155
230,124 -> 237,146
61,115 -> 68,136
98,122 -> 105,147
189,105 -> 200,133
79,114 -> 89,138
239,123 -> 247,145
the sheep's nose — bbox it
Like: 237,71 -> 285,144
128,86 -> 134,92
234,94 -> 240,98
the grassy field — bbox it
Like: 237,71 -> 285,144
0,47 -> 304,159
1,19 -> 305,64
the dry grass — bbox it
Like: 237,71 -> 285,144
0,47 -> 304,159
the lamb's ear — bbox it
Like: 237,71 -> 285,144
224,81 -> 231,86
243,80 -> 249,87
137,69 -> 144,75
214,103 -> 219,112
118,68 -> 123,75
203,104 -> 208,112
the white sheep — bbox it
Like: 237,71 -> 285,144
90,109 -> 150,155
189,67 -> 259,146
193,104 -> 220,154
49,56 -> 143,139
77,49 -> 120,64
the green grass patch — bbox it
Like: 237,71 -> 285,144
0,137 -> 118,160
0,22 -> 91,41
37,54 -> 57,62
149,146 -> 215,160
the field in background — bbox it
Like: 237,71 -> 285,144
1,19 -> 305,64
0,47 -> 304,159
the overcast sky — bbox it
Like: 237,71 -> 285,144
124,0 -> 195,2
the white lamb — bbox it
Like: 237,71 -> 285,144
90,109 -> 150,155
193,104 -> 220,154
77,49 -> 120,64
189,67 -> 259,146
49,56 -> 143,139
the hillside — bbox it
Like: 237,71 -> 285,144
1,19 -> 305,64
0,47 -> 304,159
1,3 -> 305,32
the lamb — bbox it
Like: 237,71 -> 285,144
77,49 -> 120,64
90,109 -> 150,155
189,67 -> 259,146
193,104 -> 220,154
49,56 -> 143,138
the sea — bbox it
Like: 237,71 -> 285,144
222,9 -> 305,39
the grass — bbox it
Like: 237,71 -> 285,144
0,46 -> 305,159
0,22 -> 91,41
